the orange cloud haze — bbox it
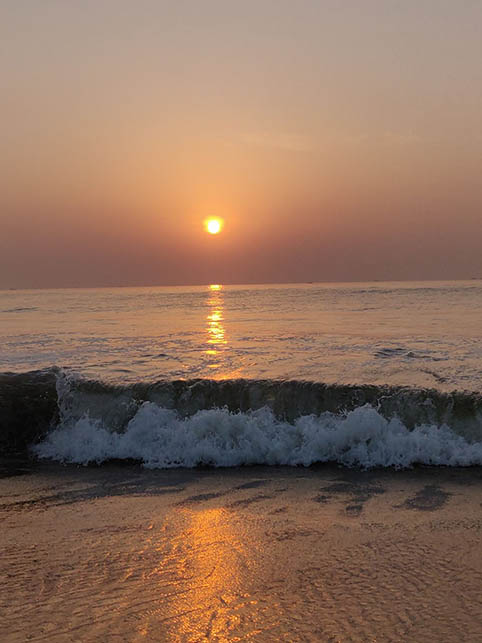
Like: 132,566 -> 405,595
1,0 -> 481,287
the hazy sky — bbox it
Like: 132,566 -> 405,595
1,0 -> 481,287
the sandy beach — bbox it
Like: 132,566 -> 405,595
2,461 -> 481,642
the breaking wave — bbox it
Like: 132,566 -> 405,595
1,369 -> 482,468
35,402 -> 482,469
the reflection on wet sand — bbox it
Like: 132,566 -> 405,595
174,508 -> 251,640
132,504 -> 257,640
3,465 -> 482,641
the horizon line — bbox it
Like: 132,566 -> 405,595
2,276 -> 481,292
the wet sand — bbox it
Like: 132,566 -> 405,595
1,461 -> 482,642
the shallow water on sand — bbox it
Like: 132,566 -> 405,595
1,280 -> 482,391
1,463 -> 482,642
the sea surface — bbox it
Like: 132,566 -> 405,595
1,280 -> 482,468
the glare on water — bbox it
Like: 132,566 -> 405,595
0,280 -> 481,391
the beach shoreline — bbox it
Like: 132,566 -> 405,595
2,461 -> 482,641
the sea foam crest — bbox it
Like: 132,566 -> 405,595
34,402 -> 482,469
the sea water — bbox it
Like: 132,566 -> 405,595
1,281 -> 481,467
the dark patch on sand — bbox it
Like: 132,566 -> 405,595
318,478 -> 386,514
269,506 -> 288,514
321,481 -> 386,500
234,479 -> 270,490
229,493 -> 273,508
267,526 -> 319,541
439,469 -> 482,486
345,504 -> 363,516
313,494 -> 331,504
0,466 -> 32,479
396,485 -> 451,512
0,457 -> 36,479
177,491 -> 225,505
0,463 -> 188,511
0,498 -> 49,512
1,483 -> 186,513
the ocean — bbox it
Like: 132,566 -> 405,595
1,280 -> 482,468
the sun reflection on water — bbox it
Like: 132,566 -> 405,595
205,284 -> 227,373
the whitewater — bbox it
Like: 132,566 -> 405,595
34,381 -> 482,469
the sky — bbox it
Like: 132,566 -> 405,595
1,0 -> 481,288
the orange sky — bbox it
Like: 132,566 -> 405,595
1,0 -> 481,287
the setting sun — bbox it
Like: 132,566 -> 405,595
205,218 -> 223,235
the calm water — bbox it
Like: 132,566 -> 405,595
1,280 -> 481,391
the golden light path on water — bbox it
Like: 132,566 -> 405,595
205,284 -> 228,374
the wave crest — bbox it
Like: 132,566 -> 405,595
35,400 -> 482,469
2,370 -> 482,467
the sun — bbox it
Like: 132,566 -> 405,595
204,218 -> 223,235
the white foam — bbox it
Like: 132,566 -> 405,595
34,403 -> 482,469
